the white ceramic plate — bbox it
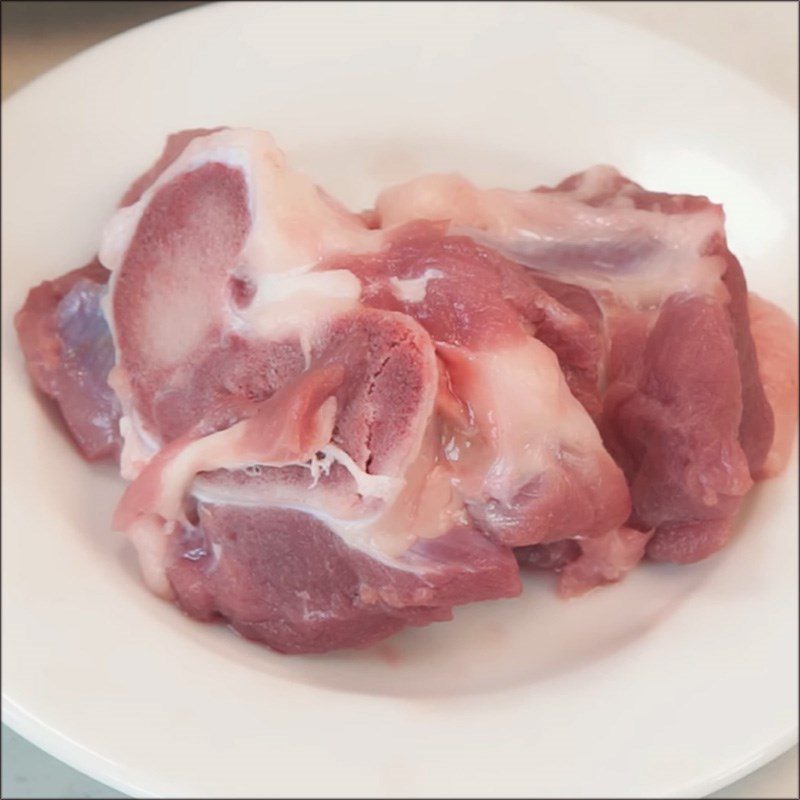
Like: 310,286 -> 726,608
2,3 -> 797,798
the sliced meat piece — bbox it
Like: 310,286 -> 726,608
533,168 -> 774,482
337,222 -> 604,416
112,161 -> 252,439
102,129 -> 377,456
113,312 -> 520,652
375,167 -> 778,563
604,293 -> 753,562
330,222 -> 630,547
14,259 -> 121,459
167,506 -> 519,654
100,130 -> 523,653
747,294 -> 799,478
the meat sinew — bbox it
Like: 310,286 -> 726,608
15,129 -> 798,652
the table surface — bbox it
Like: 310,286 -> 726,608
2,2 -> 797,798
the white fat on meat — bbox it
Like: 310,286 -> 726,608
116,393 -> 338,526
438,339 -> 608,505
117,410 -> 160,481
126,517 -> 175,599
106,365 -> 159,481
241,269 -> 362,365
193,419 -> 467,566
122,418 -> 463,576
388,269 -> 444,303
375,171 -> 728,308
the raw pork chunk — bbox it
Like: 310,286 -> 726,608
98,130 -> 534,652
15,129 -> 796,650
15,260 -> 120,460
376,166 -> 790,566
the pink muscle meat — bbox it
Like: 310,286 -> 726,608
328,223 -> 630,548
15,260 -> 121,460
375,166 -> 790,568
93,129 -> 524,652
15,130 -> 797,650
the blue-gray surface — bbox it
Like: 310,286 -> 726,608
1,725 -> 127,799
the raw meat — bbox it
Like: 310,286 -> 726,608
375,167 -> 782,565
14,259 -> 121,460
327,223 -> 630,547
97,129 -> 526,652
747,294 -> 799,478
14,129 -> 797,653
166,507 -> 520,654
